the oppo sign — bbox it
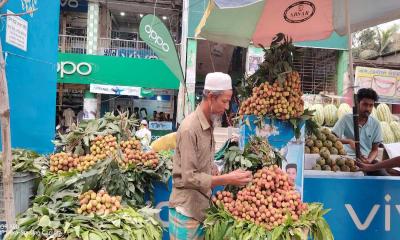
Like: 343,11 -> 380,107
144,25 -> 170,52
57,61 -> 92,78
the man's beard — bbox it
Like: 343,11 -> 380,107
210,114 -> 222,128
361,111 -> 370,118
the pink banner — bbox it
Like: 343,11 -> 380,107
252,0 -> 333,45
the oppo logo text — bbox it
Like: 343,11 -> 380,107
144,25 -> 170,52
57,61 -> 92,78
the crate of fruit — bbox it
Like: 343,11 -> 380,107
304,154 -> 364,176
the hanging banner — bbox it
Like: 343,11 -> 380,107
90,84 -> 141,96
139,15 -> 184,84
240,116 -> 305,196
83,98 -> 97,120
100,48 -> 158,59
185,39 -> 197,114
355,66 -> 400,103
6,10 -> 28,51
246,45 -> 264,76
149,121 -> 173,131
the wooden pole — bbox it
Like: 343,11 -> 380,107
345,0 -> 361,159
0,41 -> 16,228
96,94 -> 101,118
58,84 -> 63,111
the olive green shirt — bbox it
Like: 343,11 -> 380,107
169,107 -> 214,222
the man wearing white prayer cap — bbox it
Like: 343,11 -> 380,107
169,72 -> 253,239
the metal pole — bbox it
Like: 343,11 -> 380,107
345,0 -> 361,159
176,0 -> 189,124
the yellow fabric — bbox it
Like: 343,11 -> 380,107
194,0 -> 215,38
150,132 -> 177,152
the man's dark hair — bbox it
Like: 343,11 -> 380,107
285,163 -> 297,171
357,88 -> 378,102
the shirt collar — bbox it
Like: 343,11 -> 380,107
360,116 -> 373,128
196,106 -> 211,130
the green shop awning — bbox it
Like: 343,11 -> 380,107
57,53 -> 180,89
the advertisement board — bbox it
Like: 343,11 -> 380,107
0,0 -> 59,153
246,45 -> 264,76
90,84 -> 141,96
355,66 -> 400,103
57,53 -> 180,89
304,176 -> 400,239
239,115 -> 305,196
100,48 -> 158,59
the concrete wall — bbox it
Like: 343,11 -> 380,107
374,53 -> 400,63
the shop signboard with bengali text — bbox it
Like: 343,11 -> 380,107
90,84 -> 141,96
355,66 -> 400,103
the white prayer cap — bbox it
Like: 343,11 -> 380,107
141,120 -> 148,125
204,72 -> 232,91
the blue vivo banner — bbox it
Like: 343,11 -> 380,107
152,180 -> 172,240
304,176 -> 400,240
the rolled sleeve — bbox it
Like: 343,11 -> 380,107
179,129 -> 212,195
373,122 -> 384,144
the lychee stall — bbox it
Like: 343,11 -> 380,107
200,36 -> 334,239
224,33 -> 400,240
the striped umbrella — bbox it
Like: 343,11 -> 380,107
196,0 -> 400,159
196,0 -> 400,47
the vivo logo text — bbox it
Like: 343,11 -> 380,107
60,0 -> 79,8
57,61 -> 92,78
144,25 -> 170,52
346,194 -> 399,231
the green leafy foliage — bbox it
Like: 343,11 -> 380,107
289,108 -> 315,140
222,137 -> 284,188
0,149 -> 48,175
236,34 -> 309,140
47,112 -> 173,206
5,192 -> 162,240
204,203 -> 333,240
53,112 -> 138,155
4,112 -> 171,240
38,151 -> 172,207
6,157 -> 163,240
305,118 -> 320,137
237,34 -> 300,100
